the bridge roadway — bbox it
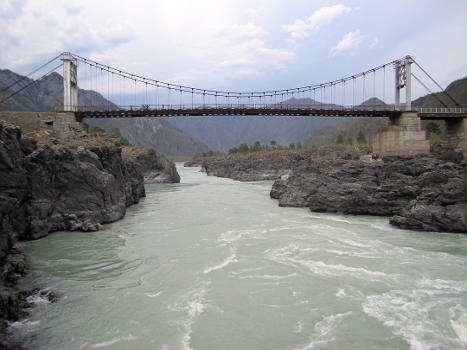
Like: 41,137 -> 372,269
75,106 -> 466,120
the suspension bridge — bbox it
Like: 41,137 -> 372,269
0,52 -> 466,156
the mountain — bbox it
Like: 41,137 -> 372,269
0,68 -> 209,156
166,115 -> 341,151
84,117 -> 210,156
166,96 -> 346,152
0,69 -> 116,111
412,77 -> 466,108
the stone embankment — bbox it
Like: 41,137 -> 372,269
0,119 -> 179,349
189,146 -> 466,233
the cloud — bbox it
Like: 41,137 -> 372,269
331,30 -> 366,56
281,19 -> 310,38
0,0 -> 26,19
245,7 -> 264,16
0,0 -> 136,72
282,4 -> 352,39
369,38 -> 379,49
217,20 -> 268,41
308,4 -> 352,30
170,22 -> 295,84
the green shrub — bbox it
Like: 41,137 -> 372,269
90,126 -> 106,135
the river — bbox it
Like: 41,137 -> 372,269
12,165 -> 467,350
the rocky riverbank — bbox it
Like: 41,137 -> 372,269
0,119 -> 179,349
190,146 -> 466,233
271,155 -> 466,233
122,147 -> 180,184
198,146 -> 367,181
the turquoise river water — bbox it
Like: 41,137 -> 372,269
11,165 -> 467,350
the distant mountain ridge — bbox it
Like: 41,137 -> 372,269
84,117 -> 210,156
0,69 -> 115,111
0,68 -> 210,156
1,67 -> 464,154
412,77 -> 467,108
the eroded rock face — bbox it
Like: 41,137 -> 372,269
0,122 -> 28,349
271,156 -> 466,233
122,147 -> 180,184
0,120 -> 147,348
22,139 -> 145,240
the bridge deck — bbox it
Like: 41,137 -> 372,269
76,107 -> 403,119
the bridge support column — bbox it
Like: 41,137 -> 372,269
61,52 -> 78,112
372,112 -> 430,156
53,112 -> 84,133
445,118 -> 467,158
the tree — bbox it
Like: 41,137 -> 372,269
238,143 -> 250,153
270,140 -> 277,149
357,131 -> 367,145
347,137 -> 354,145
336,134 -> 345,144
425,122 -> 442,138
289,143 -> 296,150
109,128 -> 131,146
249,141 -> 262,152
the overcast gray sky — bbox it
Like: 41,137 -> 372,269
1,0 -> 466,101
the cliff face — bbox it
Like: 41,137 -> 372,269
0,120 -> 149,348
0,122 -> 29,349
22,138 -> 146,240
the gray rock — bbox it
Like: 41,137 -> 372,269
122,147 -> 180,184
0,120 -> 148,348
271,156 -> 466,233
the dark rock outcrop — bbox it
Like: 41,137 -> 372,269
184,157 -> 203,167
122,147 -> 180,184
199,146 -> 368,182
194,146 -> 465,233
201,152 -> 305,181
21,138 -> 145,240
0,120 -> 148,348
271,156 -> 466,233
0,122 -> 29,349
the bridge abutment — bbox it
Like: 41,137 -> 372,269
445,118 -> 467,157
54,112 -> 85,133
372,112 -> 430,157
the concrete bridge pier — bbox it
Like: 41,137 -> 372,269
54,112 -> 85,133
372,112 -> 430,157
445,118 -> 467,157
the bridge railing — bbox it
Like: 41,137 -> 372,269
416,107 -> 466,114
75,103 -> 399,112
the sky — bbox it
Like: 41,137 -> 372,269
1,0 -> 466,103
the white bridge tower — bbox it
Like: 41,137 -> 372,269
61,52 -> 78,111
394,55 -> 414,110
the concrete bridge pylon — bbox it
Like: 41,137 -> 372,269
61,52 -> 78,112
